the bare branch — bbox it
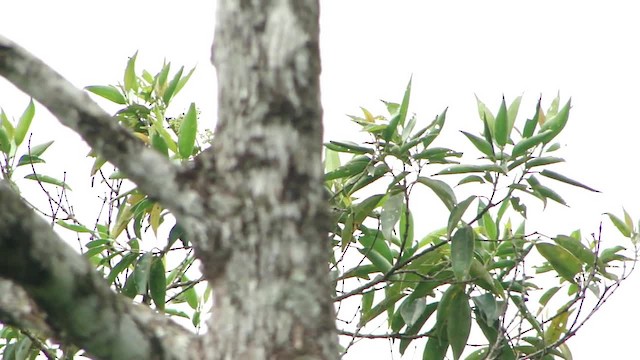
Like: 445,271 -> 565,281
0,35 -> 204,220
0,181 -> 199,360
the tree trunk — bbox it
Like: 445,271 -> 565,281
0,0 -> 337,359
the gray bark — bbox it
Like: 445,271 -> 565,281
201,0 -> 337,358
0,0 -> 337,359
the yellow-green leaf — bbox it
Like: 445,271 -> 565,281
536,243 -> 582,283
607,212 -> 631,237
178,103 -> 198,159
24,173 -> 71,190
15,99 -> 35,146
85,85 -> 127,104
124,52 -> 138,92
149,203 -> 162,235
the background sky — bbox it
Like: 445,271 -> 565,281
1,1 -> 639,358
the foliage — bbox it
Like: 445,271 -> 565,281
327,80 -> 638,359
0,59 -> 637,360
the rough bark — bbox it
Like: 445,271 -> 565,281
199,1 -> 338,359
0,0 -> 337,359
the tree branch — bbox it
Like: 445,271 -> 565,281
0,181 -> 199,360
0,35 -> 204,221
0,278 -> 52,337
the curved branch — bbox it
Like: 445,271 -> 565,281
0,35 -> 204,220
0,181 -> 199,360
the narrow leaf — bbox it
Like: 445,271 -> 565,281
460,131 -> 493,157
178,103 -> 198,159
606,213 -> 631,237
124,52 -> 138,92
437,164 -> 503,175
28,140 -> 54,157
539,169 -> 600,192
24,173 -> 71,189
85,85 -> 127,104
15,99 -> 35,146
447,291 -> 471,360
494,97 -> 509,146
511,130 -> 554,158
447,196 -> 475,236
149,257 -> 167,310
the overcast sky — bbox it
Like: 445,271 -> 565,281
1,1 -> 639,358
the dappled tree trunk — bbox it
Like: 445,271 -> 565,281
0,0 -> 337,359
198,1 -> 337,358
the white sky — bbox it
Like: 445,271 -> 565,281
1,1 -> 639,359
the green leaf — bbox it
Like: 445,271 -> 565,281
16,154 -> 45,167
544,309 -> 570,344
417,177 -> 457,211
151,130 -> 169,156
507,95 -> 522,135
400,297 -> 427,328
511,129 -> 554,158
380,193 -> 404,240
325,140 -> 374,154
174,67 -> 196,98
399,204 -> 414,246
24,173 -> 71,190
460,131 -> 494,157
457,175 -> 484,186
539,286 -> 561,309
107,253 -> 138,284
352,194 -> 384,224
494,97 -> 509,146
324,155 -> 370,181
423,335 -> 448,360
539,169 -> 600,192
447,290 -> 471,360
437,164 -> 503,175
447,196 -> 475,236
163,66 -> 184,105
183,281 -> 199,309
149,257 -> 167,310
539,99 -> 571,143
359,287 -> 405,326
56,220 -> 92,233
397,77 -> 412,128
536,243 -> 582,283
178,103 -> 198,159
85,85 -> 127,104
398,302 -> 438,354
525,156 -> 564,168
133,252 -> 153,295
124,52 -> 138,92
28,140 -> 54,157
0,125 -> 10,153
606,213 -> 631,237
554,235 -> 595,265
475,96 -> 495,137
14,99 -> 35,146
451,225 -> 475,281
359,248 -> 393,273
1,109 -> 14,137
381,101 -> 399,116
383,112 -> 401,141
